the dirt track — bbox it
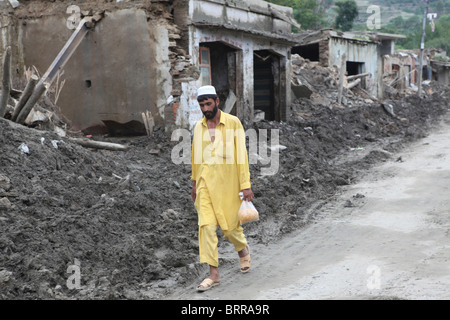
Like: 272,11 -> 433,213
166,113 -> 450,300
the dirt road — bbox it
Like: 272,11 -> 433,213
167,114 -> 450,300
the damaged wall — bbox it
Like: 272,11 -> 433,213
0,10 -> 25,87
1,0 -> 185,135
383,52 -> 417,90
328,34 -> 382,99
174,0 -> 295,129
22,8 -> 173,134
2,0 -> 296,134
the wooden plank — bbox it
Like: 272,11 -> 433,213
337,53 -> 346,105
16,18 -> 91,124
0,47 -> 11,118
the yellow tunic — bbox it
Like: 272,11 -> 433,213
191,111 -> 251,231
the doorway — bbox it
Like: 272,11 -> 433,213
253,50 -> 281,121
199,41 -> 243,116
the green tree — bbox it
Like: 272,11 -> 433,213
427,14 -> 450,52
334,0 -> 358,31
266,0 -> 329,30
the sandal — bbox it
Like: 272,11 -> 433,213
196,278 -> 220,292
239,246 -> 251,273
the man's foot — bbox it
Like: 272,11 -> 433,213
239,246 -> 251,273
196,277 -> 220,292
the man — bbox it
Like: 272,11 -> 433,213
191,85 -> 254,291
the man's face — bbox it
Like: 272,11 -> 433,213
199,97 -> 219,120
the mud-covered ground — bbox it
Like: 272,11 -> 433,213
1,77 -> 449,299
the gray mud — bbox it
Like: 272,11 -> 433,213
1,79 -> 449,299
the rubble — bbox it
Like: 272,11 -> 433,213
0,0 -> 449,301
1,57 -> 449,299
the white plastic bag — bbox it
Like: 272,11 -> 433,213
238,193 -> 259,225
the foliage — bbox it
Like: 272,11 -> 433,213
334,0 -> 358,31
426,14 -> 450,52
380,14 -> 450,52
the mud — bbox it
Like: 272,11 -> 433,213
1,75 -> 449,299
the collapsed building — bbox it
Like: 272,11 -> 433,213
0,0 -> 417,137
383,48 -> 450,91
292,29 -> 406,100
0,0 -> 298,135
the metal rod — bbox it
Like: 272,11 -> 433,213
418,0 -> 429,98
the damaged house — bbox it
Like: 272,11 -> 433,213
292,29 -> 405,100
0,0 -> 298,135
383,48 -> 450,91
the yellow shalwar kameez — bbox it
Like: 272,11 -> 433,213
191,111 -> 251,267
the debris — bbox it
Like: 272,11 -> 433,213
0,270 -> 13,283
141,111 -> 155,136
7,0 -> 19,9
51,140 -> 61,149
291,83 -> 313,99
345,78 -> 361,90
268,145 -> 287,151
344,199 -> 356,207
18,143 -> 29,154
70,138 -> 129,151
11,75 -> 39,122
223,90 -> 237,114
382,103 -> 396,117
0,174 -> 11,192
254,109 -> 265,122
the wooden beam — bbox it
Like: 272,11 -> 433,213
0,47 -> 11,118
71,138 -> 129,151
346,72 -> 369,81
345,78 -> 361,90
11,74 -> 38,121
337,53 -> 346,105
15,18 -> 91,124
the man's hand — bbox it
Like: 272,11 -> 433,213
241,188 -> 254,202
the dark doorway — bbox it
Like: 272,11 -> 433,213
346,61 -> 366,88
291,43 -> 320,62
254,50 -> 280,121
199,41 -> 242,116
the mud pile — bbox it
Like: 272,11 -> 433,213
1,74 -> 449,299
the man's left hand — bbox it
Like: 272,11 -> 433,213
241,188 -> 254,202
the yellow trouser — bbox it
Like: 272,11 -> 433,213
199,224 -> 248,267
196,180 -> 248,267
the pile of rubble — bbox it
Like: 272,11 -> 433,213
290,54 -> 379,111
1,37 -> 450,300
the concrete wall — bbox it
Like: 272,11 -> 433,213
328,36 -> 381,98
179,25 -> 292,130
383,53 -> 416,88
2,0 -> 295,134
0,13 -> 25,85
19,9 -> 172,134
178,0 -> 294,129
189,0 -> 293,36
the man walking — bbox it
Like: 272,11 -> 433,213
191,85 -> 254,291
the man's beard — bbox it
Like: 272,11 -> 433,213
203,104 -> 218,120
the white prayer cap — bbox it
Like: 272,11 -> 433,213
197,85 -> 217,98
